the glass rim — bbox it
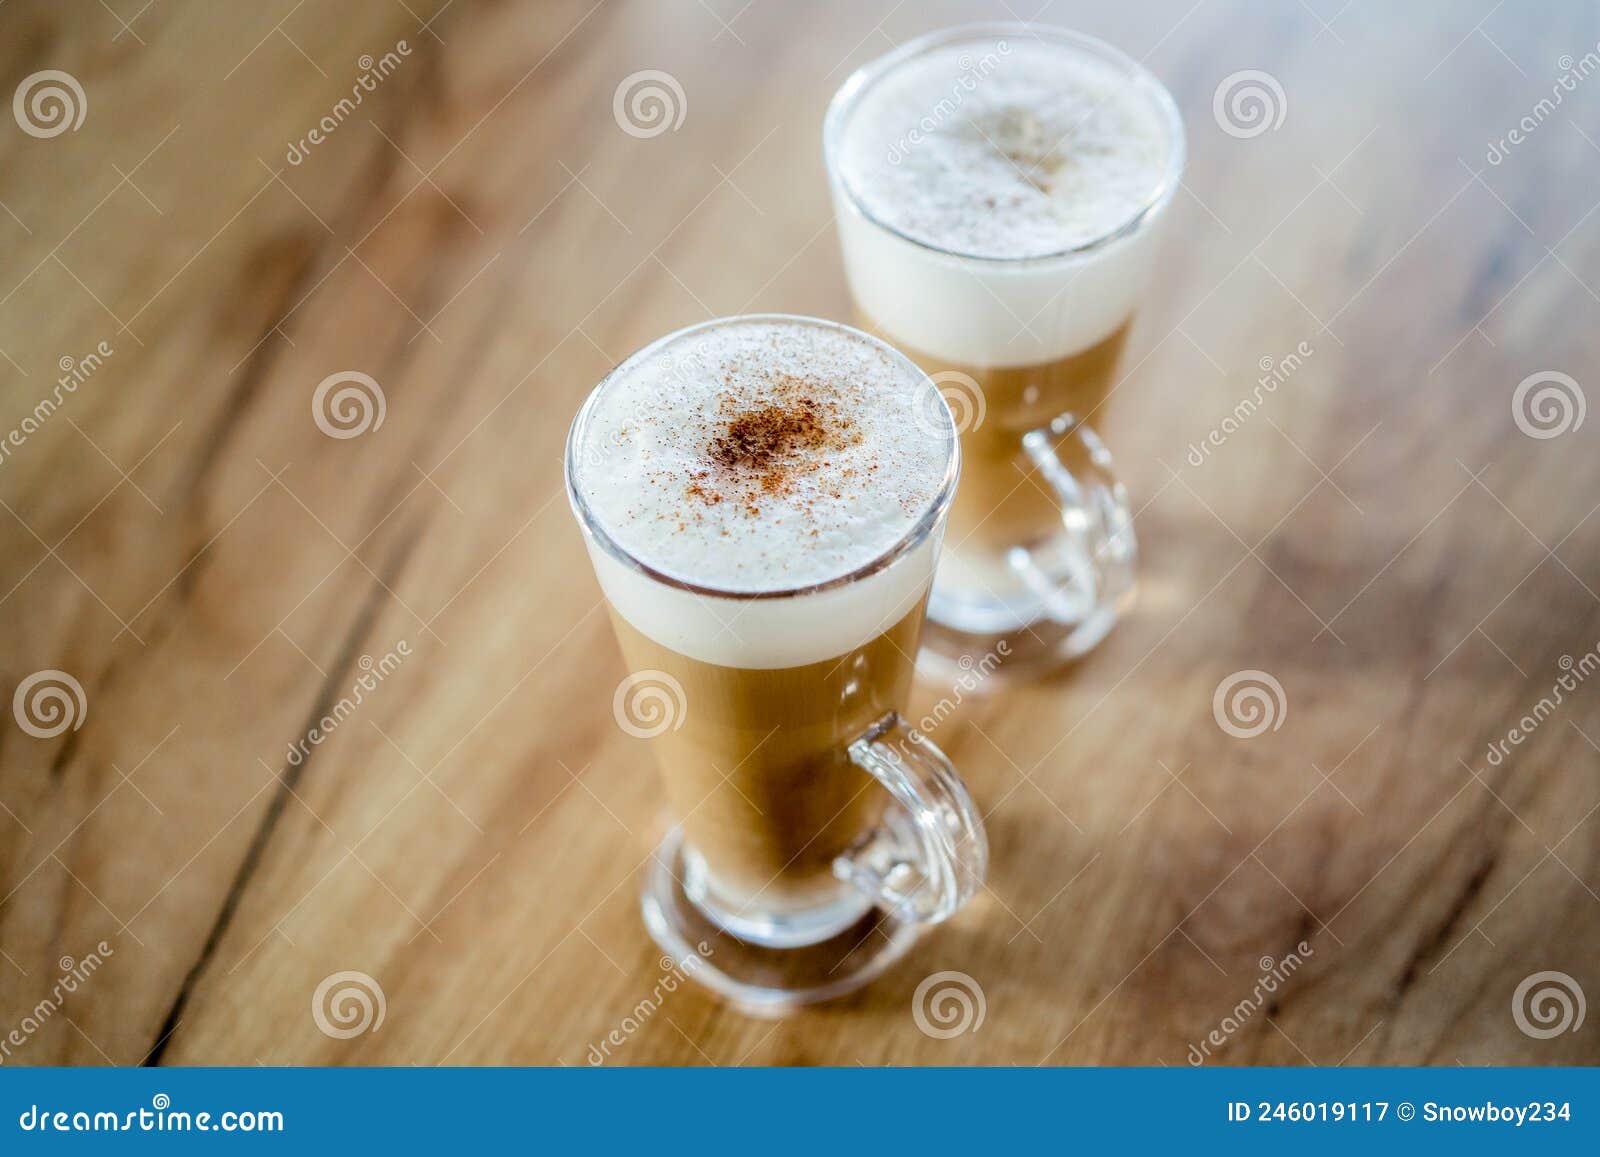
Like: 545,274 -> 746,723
564,313 -> 960,604
822,21 -> 1188,265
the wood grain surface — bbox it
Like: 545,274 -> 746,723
1,0 -> 1598,1067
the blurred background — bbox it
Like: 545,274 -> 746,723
0,0 -> 1596,1065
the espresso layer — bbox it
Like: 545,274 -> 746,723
609,602 -> 927,912
859,314 -> 1131,556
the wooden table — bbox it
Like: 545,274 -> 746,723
2,0 -> 1597,1067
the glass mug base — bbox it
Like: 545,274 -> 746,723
922,536 -> 1138,671
642,827 -> 922,1016
923,414 -> 1140,670
680,843 -> 876,949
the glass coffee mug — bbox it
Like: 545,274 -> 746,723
824,24 -> 1186,669
565,315 -> 988,1012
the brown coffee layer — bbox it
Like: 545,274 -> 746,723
861,318 -> 1131,554
608,602 -> 926,911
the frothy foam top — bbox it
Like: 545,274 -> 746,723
572,318 -> 952,594
837,38 -> 1174,260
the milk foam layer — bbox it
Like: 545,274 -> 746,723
838,41 -> 1171,258
569,317 -> 955,668
827,30 -> 1182,367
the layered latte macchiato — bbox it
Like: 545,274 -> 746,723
827,26 -> 1184,663
567,316 -> 959,947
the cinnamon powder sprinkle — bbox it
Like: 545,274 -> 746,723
686,371 -> 863,516
709,400 -> 827,473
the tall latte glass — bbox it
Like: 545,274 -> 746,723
566,315 -> 986,1011
825,24 -> 1185,668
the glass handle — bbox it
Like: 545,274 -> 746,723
1011,411 -> 1138,630
836,713 -> 987,925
